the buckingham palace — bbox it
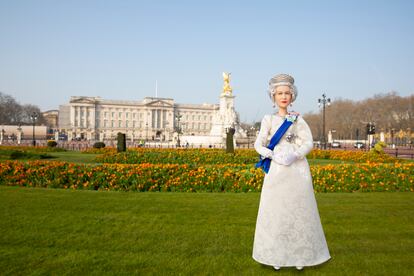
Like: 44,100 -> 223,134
58,96 -> 219,142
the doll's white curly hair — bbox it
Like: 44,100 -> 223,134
268,73 -> 298,104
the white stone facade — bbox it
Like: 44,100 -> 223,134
58,96 -> 219,142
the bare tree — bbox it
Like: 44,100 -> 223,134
303,92 -> 413,140
21,104 -> 46,125
0,92 -> 45,125
0,92 -> 22,124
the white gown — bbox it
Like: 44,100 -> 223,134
252,113 -> 331,267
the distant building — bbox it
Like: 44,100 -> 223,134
42,110 -> 59,129
57,73 -> 246,145
58,96 -> 219,142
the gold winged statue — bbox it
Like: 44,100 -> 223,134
222,72 -> 233,94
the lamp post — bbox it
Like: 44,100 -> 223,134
30,112 -> 38,146
318,93 -> 331,149
175,113 -> 182,147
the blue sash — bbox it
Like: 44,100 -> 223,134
255,116 -> 296,173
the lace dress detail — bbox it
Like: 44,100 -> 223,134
252,114 -> 331,267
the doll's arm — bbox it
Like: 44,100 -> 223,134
254,115 -> 273,158
293,117 -> 314,159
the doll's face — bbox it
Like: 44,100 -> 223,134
273,85 -> 292,109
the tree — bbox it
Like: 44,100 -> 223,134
0,92 -> 45,125
0,92 -> 22,124
303,92 -> 413,140
21,104 -> 46,125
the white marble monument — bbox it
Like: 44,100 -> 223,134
180,72 -> 246,147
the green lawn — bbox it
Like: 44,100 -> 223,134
0,151 -> 100,164
46,151 -> 101,164
1,186 -> 413,275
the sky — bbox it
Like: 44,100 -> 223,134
0,0 -> 413,123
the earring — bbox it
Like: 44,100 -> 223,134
290,103 -> 293,107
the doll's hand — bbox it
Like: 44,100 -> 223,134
283,152 -> 299,166
273,151 -> 300,166
261,148 -> 273,159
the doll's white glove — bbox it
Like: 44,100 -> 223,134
273,151 -> 300,166
261,148 -> 273,159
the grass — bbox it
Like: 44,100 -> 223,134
0,149 -> 54,161
45,151 -> 100,164
0,150 -> 100,164
1,186 -> 413,275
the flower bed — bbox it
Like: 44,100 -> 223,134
95,148 -> 259,165
1,160 -> 412,192
310,162 -> 413,192
307,149 -> 397,163
95,148 -> 398,165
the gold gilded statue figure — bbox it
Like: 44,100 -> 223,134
222,72 -> 233,94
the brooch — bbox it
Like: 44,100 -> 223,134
285,132 -> 297,143
285,112 -> 299,123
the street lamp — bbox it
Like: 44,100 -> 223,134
318,93 -> 331,149
175,113 -> 182,147
30,112 -> 38,146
